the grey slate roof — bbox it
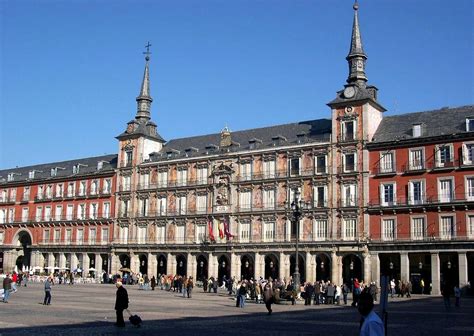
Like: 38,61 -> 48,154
150,119 -> 332,162
0,154 -> 117,185
371,105 -> 474,143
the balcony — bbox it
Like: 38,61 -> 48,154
338,164 -> 357,175
402,162 -> 426,174
0,198 -> 15,205
369,232 -> 473,243
427,160 -> 457,171
368,192 -> 473,209
374,163 -> 397,176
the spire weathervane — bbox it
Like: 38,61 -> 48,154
144,41 -> 152,61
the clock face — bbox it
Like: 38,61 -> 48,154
343,86 -> 356,99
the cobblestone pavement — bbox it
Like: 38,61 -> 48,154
0,283 -> 473,336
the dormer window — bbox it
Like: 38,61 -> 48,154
412,124 -> 422,137
249,138 -> 262,150
466,117 -> 474,132
50,168 -> 57,177
205,144 -> 218,154
7,173 -> 15,182
97,162 -> 104,170
296,133 -> 306,144
28,171 -> 35,179
272,135 -> 287,146
73,165 -> 79,174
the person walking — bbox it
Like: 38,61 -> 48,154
420,278 -> 425,294
342,283 -> 349,305
263,282 -> 274,315
238,282 -> 247,308
150,276 -> 156,291
454,285 -> 461,308
43,276 -> 53,305
187,276 -> 194,298
358,291 -> 384,336
114,281 -> 129,328
2,273 -> 12,303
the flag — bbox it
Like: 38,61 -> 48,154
208,218 -> 215,242
224,217 -> 235,240
218,221 -> 225,240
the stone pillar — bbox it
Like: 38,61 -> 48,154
458,252 -> 468,287
400,252 -> 409,283
3,250 -> 14,273
59,253 -> 66,271
431,252 -> 440,295
285,220 -> 291,242
47,252 -> 55,274
279,252 -> 290,279
130,253 -> 139,273
82,253 -> 90,276
370,252 -> 380,286
363,252 -> 371,284
231,253 -> 240,280
148,253 -> 157,278
110,254 -> 120,275
306,252 -> 316,283
209,253 -> 218,279
187,253 -> 195,279
166,253 -> 174,275
331,250 -> 339,285
95,254 -> 103,277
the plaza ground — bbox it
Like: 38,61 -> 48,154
0,283 -> 473,336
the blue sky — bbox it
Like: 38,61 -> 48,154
0,0 -> 473,169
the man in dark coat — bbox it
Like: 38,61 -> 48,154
263,282 -> 274,315
114,281 -> 129,327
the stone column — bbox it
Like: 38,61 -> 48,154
279,252 -> 290,279
110,254 -> 120,275
285,220 -> 291,242
3,250 -> 14,273
70,253 -> 78,272
331,250 -> 339,285
431,252 -> 440,295
95,254 -> 103,277
82,253 -> 90,276
458,252 -> 468,287
208,253 -> 218,279
48,252 -> 55,274
400,252 -> 409,283
306,252 -> 316,283
187,253 -> 195,279
254,252 -> 261,279
131,253 -> 139,273
148,253 -> 157,278
370,252 -> 380,286
231,253 -> 241,281
59,253 -> 66,271
166,253 -> 174,275
363,252 -> 371,284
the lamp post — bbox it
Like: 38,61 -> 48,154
291,188 -> 304,292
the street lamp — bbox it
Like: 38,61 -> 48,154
447,260 -> 451,269
291,188 -> 304,292
389,261 -> 394,270
245,261 -> 249,268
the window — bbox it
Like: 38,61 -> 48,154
344,153 -> 356,172
263,221 -> 275,242
119,226 -> 128,243
263,160 -> 275,178
44,206 -> 52,221
176,225 -> 185,244
196,194 -> 207,213
315,155 -> 327,174
158,196 -> 167,216
467,215 -> 474,238
382,218 -> 395,241
289,157 -> 300,176
0,209 -> 6,224
156,226 -> 165,244
263,189 -> 275,209
197,167 -> 208,184
239,191 -> 251,210
342,120 -> 355,141
67,183 -> 75,197
97,161 -> 104,170
73,164 -> 79,174
66,205 -> 73,220
462,142 -> 474,165
178,196 -> 187,215
240,162 -> 252,181
8,208 -> 15,223
121,200 -> 129,217
101,228 -> 109,244
28,171 -> 35,179
125,151 -> 133,166
342,184 -> 357,207
343,218 -> 356,240
77,229 -> 84,244
158,170 -> 168,187
409,180 -> 425,205
289,187 -> 302,206
7,173 -> 15,182
137,226 -> 147,244
438,178 -> 454,202
196,225 -> 206,243
436,144 -> 454,168
77,204 -> 86,220
54,229 -> 60,243
55,205 -> 62,221
43,229 -> 50,243
65,229 -> 72,243
466,118 -> 474,132
21,207 -> 29,222
79,181 -> 86,196
103,202 -> 110,218
122,176 -> 130,191
411,217 -> 426,240
0,231 -> 3,243
103,179 -> 111,194
240,222 -> 250,243
314,186 -> 327,207
45,185 -> 52,199
50,168 -> 57,177
90,203 -> 98,219
440,215 -> 455,240
90,180 -> 98,195
9,189 -> 16,202
380,183 -> 396,206
177,169 -> 188,186
37,185 -> 44,200
139,198 -> 149,217
1,189 -> 7,202
314,219 -> 328,241
140,173 -> 150,189
23,187 -> 30,201
413,124 -> 422,137
379,152 -> 395,173
409,148 -> 424,170
35,207 -> 42,221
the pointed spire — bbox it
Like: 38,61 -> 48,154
346,1 -> 368,85
136,42 -> 153,121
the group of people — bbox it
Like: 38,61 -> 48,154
389,279 -> 413,298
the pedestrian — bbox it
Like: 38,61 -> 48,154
342,283 -> 349,305
441,281 -> 451,311
187,276 -> 194,298
182,277 -> 188,297
263,282 -> 274,315
335,284 -> 342,305
11,272 -> 18,293
114,281 -> 129,328
352,278 -> 361,307
238,282 -> 247,308
2,273 -> 12,303
454,285 -> 460,307
358,291 -> 384,336
390,279 -> 395,298
150,276 -> 156,291
203,277 -> 208,292
420,278 -> 425,295
369,282 -> 377,303
314,281 -> 321,305
406,281 -> 412,298
43,276 -> 53,305
327,282 -> 335,304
